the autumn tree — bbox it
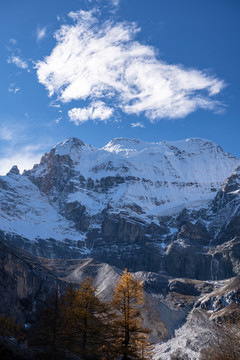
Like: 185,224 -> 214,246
111,269 -> 151,360
60,277 -> 113,359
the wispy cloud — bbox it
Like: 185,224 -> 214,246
0,121 -> 27,143
0,121 -> 52,175
8,83 -> 20,94
36,25 -> 47,41
7,55 -> 28,70
86,0 -> 120,7
9,38 -> 17,45
131,122 -> 144,128
110,0 -> 120,7
49,101 -> 61,109
36,10 -> 225,124
0,125 -> 16,141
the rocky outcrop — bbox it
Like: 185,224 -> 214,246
195,276 -> 240,314
177,221 -> 210,246
164,235 -> 240,281
169,280 -> 201,296
0,240 -> 64,324
165,239 -> 211,280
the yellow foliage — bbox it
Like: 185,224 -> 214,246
112,269 -> 152,360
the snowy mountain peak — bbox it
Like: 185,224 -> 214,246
51,137 -> 86,164
161,137 -> 225,154
103,137 -> 226,154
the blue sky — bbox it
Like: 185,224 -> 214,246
0,0 -> 239,174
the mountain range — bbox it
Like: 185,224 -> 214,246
1,137 -> 240,280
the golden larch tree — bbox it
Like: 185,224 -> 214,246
111,269 -> 151,360
60,277 -> 112,359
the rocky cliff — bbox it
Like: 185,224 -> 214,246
0,240 -> 64,324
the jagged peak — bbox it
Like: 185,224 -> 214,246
47,137 -> 86,164
53,137 -> 85,151
6,165 -> 20,176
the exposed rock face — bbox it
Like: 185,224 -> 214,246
0,240 -> 64,324
1,137 -> 240,280
6,165 -> 20,176
169,280 -> 201,296
165,240 -> 211,280
195,276 -> 240,314
177,222 -> 210,245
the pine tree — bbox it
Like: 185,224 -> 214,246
111,269 -> 151,360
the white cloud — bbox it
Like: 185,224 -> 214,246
7,55 -> 28,70
131,122 -> 144,128
8,83 -> 20,94
68,101 -> 113,124
36,26 -> 47,41
36,10 -> 225,123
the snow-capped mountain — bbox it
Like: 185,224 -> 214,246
27,137 -> 240,217
1,137 -> 240,279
